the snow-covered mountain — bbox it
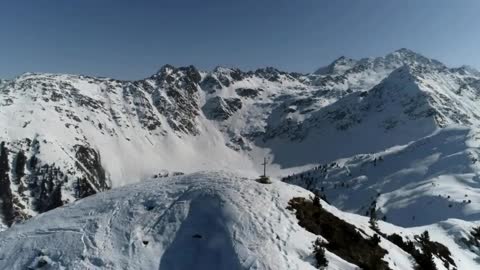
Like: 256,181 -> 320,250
282,58 -> 480,227
1,172 -> 479,270
2,48 -> 480,268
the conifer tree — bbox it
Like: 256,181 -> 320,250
312,238 -> 328,269
369,207 -> 379,231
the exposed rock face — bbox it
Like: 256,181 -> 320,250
74,145 -> 109,198
150,65 -> 202,135
0,139 -> 112,225
235,87 -> 263,98
0,142 -> 16,226
200,75 -> 222,93
203,96 -> 242,121
126,83 -> 163,131
314,56 -> 358,75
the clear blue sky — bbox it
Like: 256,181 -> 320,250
1,0 -> 479,80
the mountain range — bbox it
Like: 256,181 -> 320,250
1,48 -> 480,269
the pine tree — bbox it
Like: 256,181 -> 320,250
370,234 -> 381,246
417,231 -> 431,245
312,194 -> 321,207
369,207 -> 379,231
415,231 -> 437,270
312,238 -> 328,269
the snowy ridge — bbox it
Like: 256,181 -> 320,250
0,172 -> 478,269
0,172 -> 318,270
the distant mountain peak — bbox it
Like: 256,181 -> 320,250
254,66 -> 282,74
212,66 -> 240,74
384,48 -> 446,69
451,65 -> 480,76
393,47 -> 417,55
314,56 -> 357,75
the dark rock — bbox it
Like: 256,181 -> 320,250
200,75 -> 222,93
202,97 -> 242,121
151,65 -> 201,135
235,88 -> 263,98
0,142 -> 15,226
73,145 -> 110,199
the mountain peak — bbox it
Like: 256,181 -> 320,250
152,65 -> 200,82
452,65 -> 480,76
393,47 -> 417,55
254,66 -> 282,74
387,48 -> 425,60
155,64 -> 177,76
213,66 -> 238,74
385,48 -> 446,69
314,56 -> 357,75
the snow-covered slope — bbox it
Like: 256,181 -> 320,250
1,172 -> 478,270
0,68 -> 260,226
282,62 -> 480,227
0,172 -> 319,270
284,127 -> 480,226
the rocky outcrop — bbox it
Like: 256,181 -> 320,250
74,145 -> 110,198
0,142 -> 15,226
150,65 -> 202,135
235,87 -> 263,98
0,139 -> 112,227
203,97 -> 242,121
